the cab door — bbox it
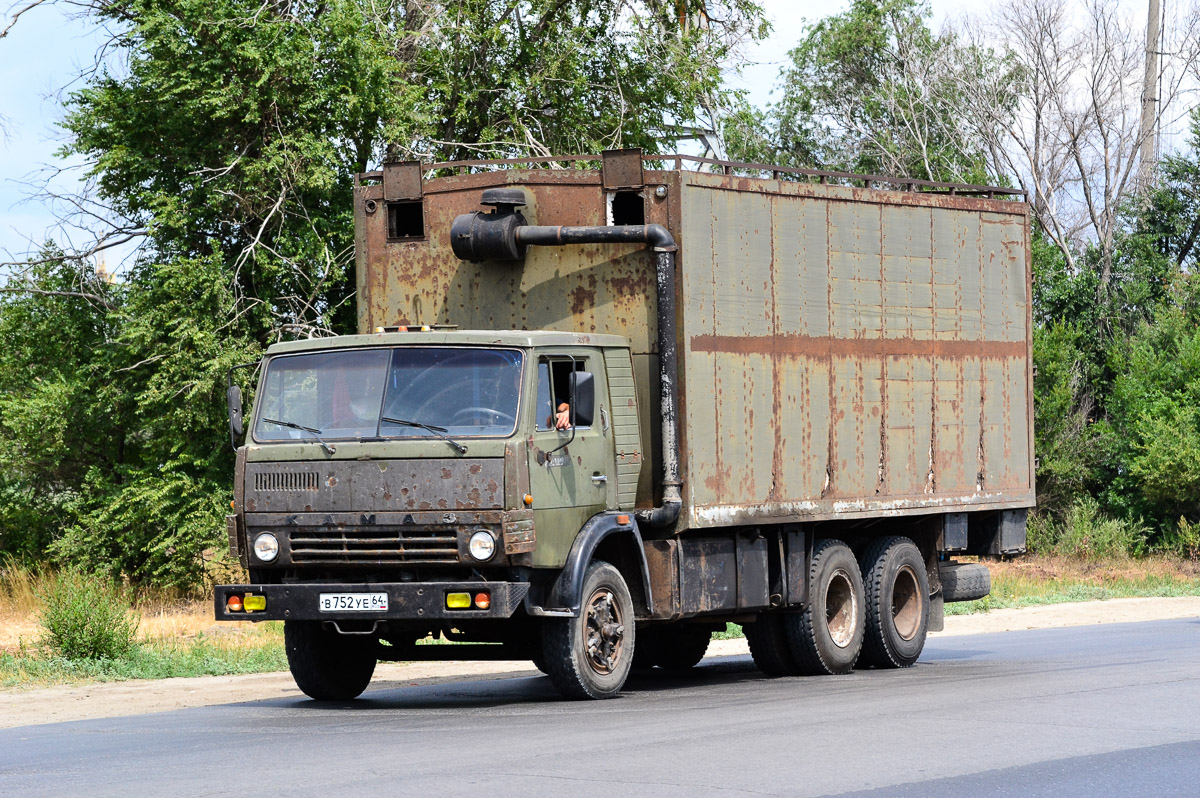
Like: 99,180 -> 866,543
527,351 -> 612,567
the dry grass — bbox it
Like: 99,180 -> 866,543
988,553 -> 1200,581
0,559 -> 279,655
944,554 -> 1200,615
982,554 -> 1200,596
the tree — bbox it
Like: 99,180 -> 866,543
1135,108 -> 1200,273
0,0 -> 768,585
734,0 -> 996,184
956,0 -> 1200,277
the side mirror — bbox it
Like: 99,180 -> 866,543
227,384 -> 244,448
570,371 -> 595,427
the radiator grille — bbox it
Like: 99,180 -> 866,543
288,527 -> 459,564
254,471 -> 319,492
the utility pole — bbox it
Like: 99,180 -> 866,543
1138,0 -> 1162,189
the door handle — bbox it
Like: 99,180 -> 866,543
591,474 -> 608,484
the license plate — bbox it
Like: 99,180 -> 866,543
318,592 -> 389,612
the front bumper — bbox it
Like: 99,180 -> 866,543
214,581 -> 530,621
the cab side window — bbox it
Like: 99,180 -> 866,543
535,362 -> 554,431
535,357 -> 589,430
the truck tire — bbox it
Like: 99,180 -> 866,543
940,562 -> 991,602
541,561 -> 635,699
284,620 -> 376,701
746,614 -> 801,677
858,536 -> 929,669
637,624 -> 712,671
784,538 -> 865,675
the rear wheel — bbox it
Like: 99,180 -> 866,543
541,561 -> 635,699
746,614 -> 801,677
858,536 -> 929,669
284,620 -> 377,701
784,539 -> 865,675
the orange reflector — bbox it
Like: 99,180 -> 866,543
446,592 -> 471,609
230,500 -> 236,510
617,514 -> 630,525
474,592 -> 491,610
523,494 -> 533,506
244,594 -> 267,612
226,594 -> 243,613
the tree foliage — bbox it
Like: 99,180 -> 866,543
0,0 -> 767,585
727,0 -> 997,184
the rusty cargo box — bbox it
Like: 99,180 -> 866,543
354,154 -> 1034,531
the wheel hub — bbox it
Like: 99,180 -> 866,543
825,568 -> 859,648
584,589 -> 625,674
891,565 -> 922,641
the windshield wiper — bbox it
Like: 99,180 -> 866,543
262,418 -> 337,455
382,416 -> 468,454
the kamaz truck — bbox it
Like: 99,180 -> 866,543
216,150 -> 1032,700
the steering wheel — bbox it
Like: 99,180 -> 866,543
451,406 -> 517,426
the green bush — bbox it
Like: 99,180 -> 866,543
1030,497 -> 1147,559
36,569 -> 140,660
1025,511 -> 1058,555
1157,517 -> 1200,560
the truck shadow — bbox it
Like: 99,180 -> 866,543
263,654 -> 773,712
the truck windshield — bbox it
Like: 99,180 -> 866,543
253,347 -> 524,442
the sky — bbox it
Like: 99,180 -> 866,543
0,0 -> 1044,265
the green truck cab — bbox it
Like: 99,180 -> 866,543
217,150 -> 1033,701
219,331 -> 649,698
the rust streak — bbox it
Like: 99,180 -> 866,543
691,333 -> 1025,360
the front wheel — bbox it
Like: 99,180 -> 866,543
541,561 -> 635,699
284,620 -> 376,701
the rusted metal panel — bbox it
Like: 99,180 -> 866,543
642,538 -> 680,619
675,169 -> 1033,528
735,533 -> 771,610
382,160 -> 423,201
355,156 -> 1034,531
602,148 -> 645,190
243,459 -> 503,513
502,512 -> 536,554
784,529 -> 808,606
679,537 -> 736,614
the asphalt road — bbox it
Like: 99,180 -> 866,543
3,618 -> 1199,797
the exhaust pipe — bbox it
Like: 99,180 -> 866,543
451,189 -> 682,528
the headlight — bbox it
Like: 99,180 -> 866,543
253,533 -> 280,562
468,530 -> 496,562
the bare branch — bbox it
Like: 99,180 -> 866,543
0,0 -> 51,39
0,285 -> 115,310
